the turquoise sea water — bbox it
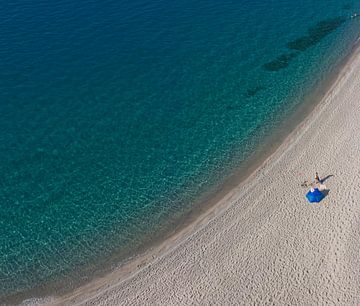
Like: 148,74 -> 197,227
1,0 -> 360,300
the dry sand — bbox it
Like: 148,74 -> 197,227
47,48 -> 360,305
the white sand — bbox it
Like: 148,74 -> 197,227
51,49 -> 360,305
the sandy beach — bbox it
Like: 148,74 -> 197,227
44,46 -> 360,305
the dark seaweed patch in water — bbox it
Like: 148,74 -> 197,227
246,85 -> 266,97
287,17 -> 346,51
263,53 -> 298,71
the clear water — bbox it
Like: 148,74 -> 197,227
1,0 -> 360,299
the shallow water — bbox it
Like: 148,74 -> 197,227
1,0 -> 360,299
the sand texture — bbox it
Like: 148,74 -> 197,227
49,49 -> 360,305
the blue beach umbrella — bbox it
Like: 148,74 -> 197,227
306,188 -> 325,203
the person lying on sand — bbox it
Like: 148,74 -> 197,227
301,180 -> 315,188
301,181 -> 309,187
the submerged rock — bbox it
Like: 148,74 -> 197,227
287,17 -> 346,51
263,53 -> 298,71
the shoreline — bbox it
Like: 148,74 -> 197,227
5,30 -> 360,306
38,39 -> 360,304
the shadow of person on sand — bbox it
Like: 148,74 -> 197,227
319,174 -> 334,199
320,174 -> 334,184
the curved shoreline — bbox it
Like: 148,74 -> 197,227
31,38 -> 360,304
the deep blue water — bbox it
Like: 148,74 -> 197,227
1,0 -> 360,299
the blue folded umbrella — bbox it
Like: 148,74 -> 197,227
306,188 -> 325,203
